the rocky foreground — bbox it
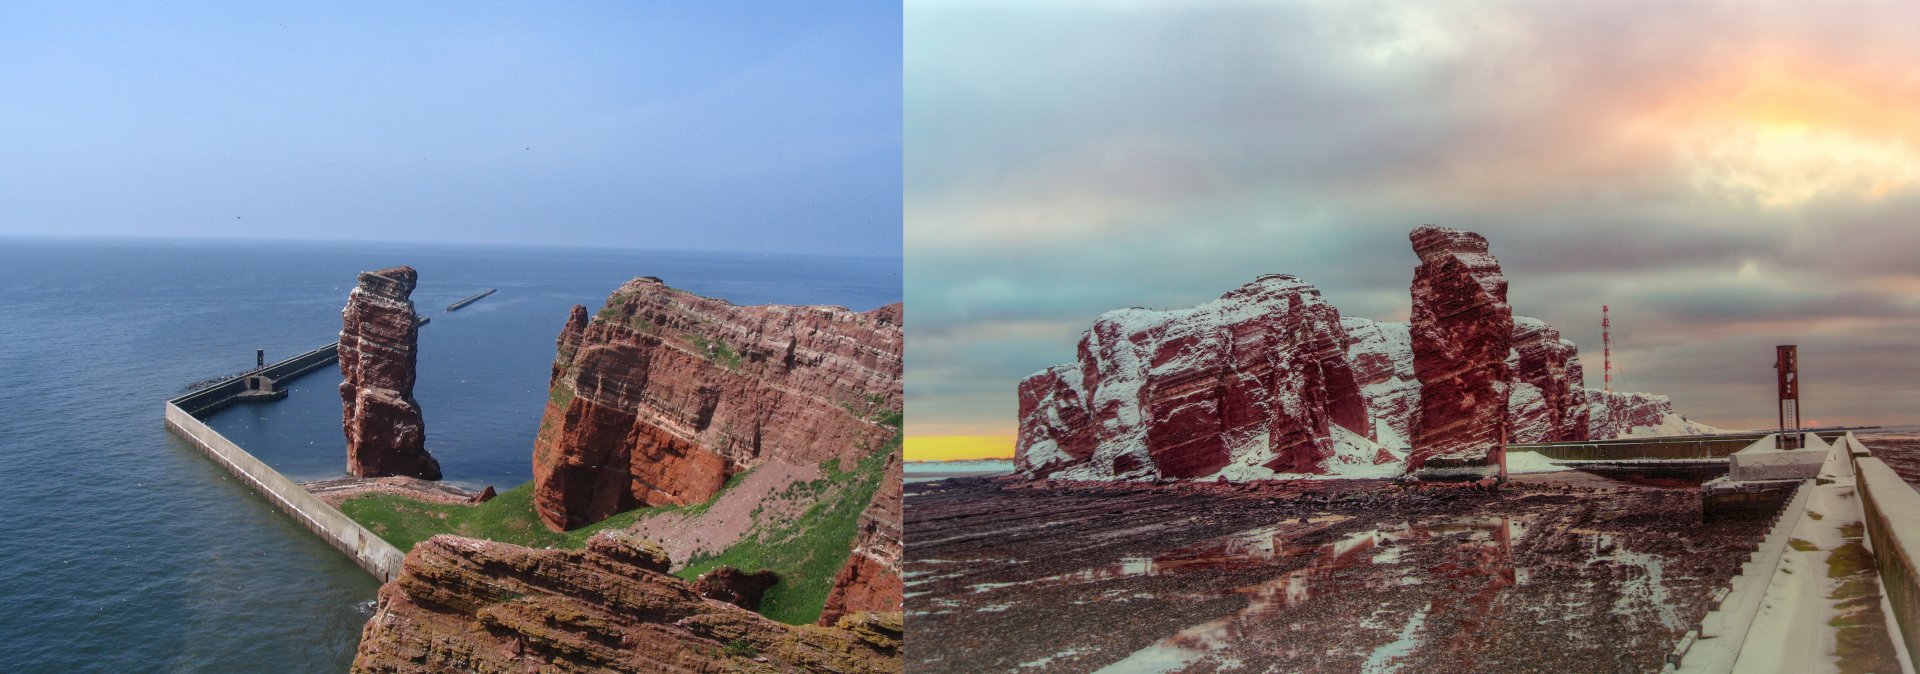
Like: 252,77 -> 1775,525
352,534 -> 900,673
905,475 -> 1769,674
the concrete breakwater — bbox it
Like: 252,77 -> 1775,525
446,288 -> 495,311
172,344 -> 339,416
163,345 -> 406,581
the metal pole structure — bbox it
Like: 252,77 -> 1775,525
1776,345 -> 1799,437
1602,305 -> 1611,393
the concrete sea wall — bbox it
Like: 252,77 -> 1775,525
1850,435 -> 1920,657
172,344 -> 339,416
163,344 -> 405,581
165,402 -> 404,580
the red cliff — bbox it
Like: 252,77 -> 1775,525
339,266 -> 440,480
820,449 -> 903,625
1013,226 -> 1716,484
1587,389 -> 1721,438
351,533 -> 901,673
1014,275 -> 1375,480
1505,317 -> 1591,444
532,277 -> 903,531
1408,225 -> 1513,477
1342,317 -> 1419,452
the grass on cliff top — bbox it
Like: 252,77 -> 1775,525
679,438 -> 894,625
339,470 -> 749,553
335,439 -> 889,626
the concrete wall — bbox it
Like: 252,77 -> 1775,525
164,401 -> 405,581
1514,431 -> 1853,462
1728,434 -> 1829,481
1517,436 -> 1763,461
171,343 -> 338,416
1852,441 -> 1920,657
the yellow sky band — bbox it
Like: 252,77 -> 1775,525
904,435 -> 1016,462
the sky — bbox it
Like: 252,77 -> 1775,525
0,2 -> 901,257
905,0 -> 1920,460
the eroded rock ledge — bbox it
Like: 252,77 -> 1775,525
531,277 -> 903,531
351,533 -> 901,673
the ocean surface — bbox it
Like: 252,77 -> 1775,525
0,237 -> 899,672
904,459 -> 1015,484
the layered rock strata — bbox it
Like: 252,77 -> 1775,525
1013,225 -> 1717,482
1015,275 -> 1374,480
1407,225 -> 1513,475
820,449 -> 904,625
1587,389 -> 1719,438
533,277 -> 903,530
693,566 -> 781,611
1342,317 -> 1418,451
340,266 -> 440,480
350,534 -> 901,673
1505,317 -> 1590,444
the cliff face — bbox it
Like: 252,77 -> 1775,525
1587,389 -> 1720,438
350,534 -> 901,674
819,449 -> 903,626
1408,225 -> 1513,475
1342,317 -> 1418,451
1014,275 -> 1376,481
1012,225 -> 1718,483
1505,317 -> 1590,444
339,266 -> 441,480
533,277 -> 903,531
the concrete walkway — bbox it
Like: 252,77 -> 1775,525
1673,435 -> 1914,674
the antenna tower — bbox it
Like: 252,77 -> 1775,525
1602,305 -> 1611,393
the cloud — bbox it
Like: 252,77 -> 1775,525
906,0 -> 1920,441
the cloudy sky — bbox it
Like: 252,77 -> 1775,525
0,2 -> 900,257
905,0 -> 1920,460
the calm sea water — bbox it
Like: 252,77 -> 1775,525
0,237 -> 899,672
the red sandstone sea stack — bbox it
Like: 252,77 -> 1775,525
1407,225 -> 1513,477
1012,225 -> 1716,483
339,266 -> 440,480
531,277 -> 903,531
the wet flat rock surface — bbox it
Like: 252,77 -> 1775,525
1858,431 -> 1920,489
905,476 -> 1769,674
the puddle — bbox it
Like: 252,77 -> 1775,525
1361,602 -> 1429,674
949,509 -> 1688,671
1085,512 -> 1685,669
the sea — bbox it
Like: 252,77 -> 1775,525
0,237 -> 899,672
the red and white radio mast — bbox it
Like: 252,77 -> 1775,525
1602,305 -> 1612,393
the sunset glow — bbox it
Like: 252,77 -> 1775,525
904,435 -> 1016,461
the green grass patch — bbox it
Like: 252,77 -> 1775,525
343,467 -> 764,553
677,439 -> 895,625
840,393 -> 902,428
339,481 -> 682,552
685,333 -> 742,370
338,436 -> 893,627
596,294 -> 628,321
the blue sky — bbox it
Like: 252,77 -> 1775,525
906,0 -> 1920,448
0,2 -> 901,256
